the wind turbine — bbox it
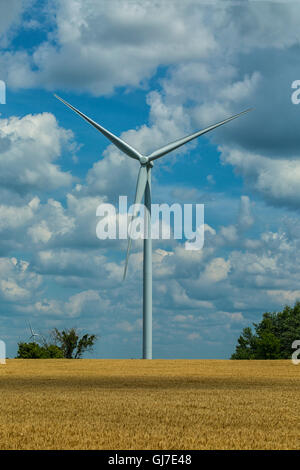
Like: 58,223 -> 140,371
55,94 -> 252,359
27,320 -> 40,342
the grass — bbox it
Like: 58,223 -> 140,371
0,359 -> 299,449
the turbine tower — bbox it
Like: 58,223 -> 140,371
55,94 -> 251,359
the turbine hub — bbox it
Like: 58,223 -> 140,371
139,155 -> 148,165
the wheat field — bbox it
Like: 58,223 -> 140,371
0,359 -> 299,450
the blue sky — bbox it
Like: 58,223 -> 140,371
1,0 -> 300,359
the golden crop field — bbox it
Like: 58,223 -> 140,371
0,359 -> 299,450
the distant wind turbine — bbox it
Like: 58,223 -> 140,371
27,321 -> 42,342
55,93 -> 252,359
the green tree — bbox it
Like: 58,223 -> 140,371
231,301 -> 300,359
45,344 -> 64,358
231,327 -> 257,359
16,342 -> 64,359
51,328 -> 97,358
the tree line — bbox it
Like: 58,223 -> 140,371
17,328 -> 97,359
231,302 -> 300,359
17,302 -> 300,360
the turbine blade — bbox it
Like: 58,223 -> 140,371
123,165 -> 148,280
27,320 -> 33,336
54,94 -> 142,161
148,108 -> 253,162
